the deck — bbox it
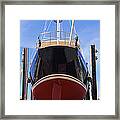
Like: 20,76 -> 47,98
37,40 -> 79,48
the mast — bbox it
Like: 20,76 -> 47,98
54,20 -> 62,44
57,20 -> 60,44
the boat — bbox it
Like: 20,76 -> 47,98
21,20 -> 97,100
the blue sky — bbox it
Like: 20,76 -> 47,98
20,20 -> 100,99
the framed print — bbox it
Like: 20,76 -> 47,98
0,0 -> 119,119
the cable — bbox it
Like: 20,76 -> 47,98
42,21 -> 48,39
42,20 -> 52,40
74,22 -> 77,35
45,20 -> 52,32
43,20 -> 48,32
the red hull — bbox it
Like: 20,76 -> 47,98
32,74 -> 87,100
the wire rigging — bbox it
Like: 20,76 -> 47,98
42,20 -> 52,40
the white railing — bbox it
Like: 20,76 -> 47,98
39,31 -> 76,41
37,31 -> 77,48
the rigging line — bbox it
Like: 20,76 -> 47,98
69,20 -> 80,46
69,20 -> 72,31
42,20 -> 52,40
69,20 -> 77,35
45,20 -> 52,32
30,49 -> 36,67
69,20 -> 75,43
43,20 -> 48,32
74,23 -> 77,35
42,21 -> 48,39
